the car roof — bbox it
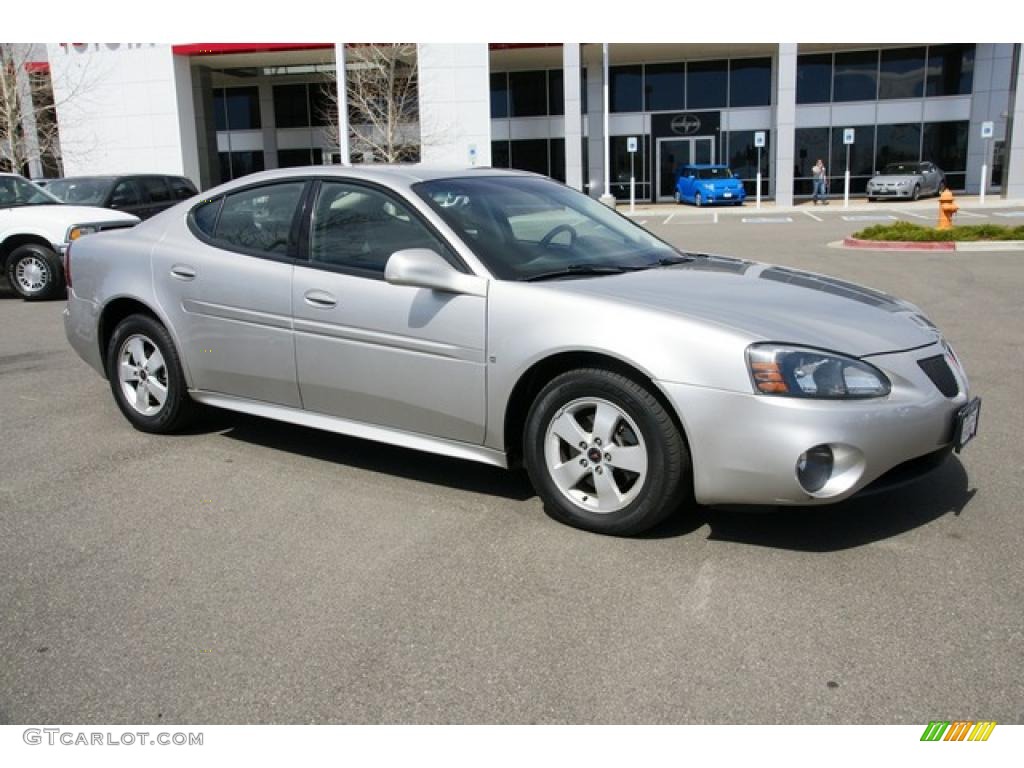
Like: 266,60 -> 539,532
209,164 -> 537,191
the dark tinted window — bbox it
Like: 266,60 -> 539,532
214,182 -> 305,255
110,179 -> 143,207
687,60 -> 727,109
170,178 -> 197,200
727,130 -> 770,195
833,51 -> 879,102
277,148 -> 324,168
491,140 -> 510,168
191,198 -> 222,237
797,54 -> 832,104
923,120 -> 968,172
548,69 -> 564,116
879,47 -> 926,99
830,124 -> 875,177
729,58 -> 771,107
214,86 -> 261,130
794,127 -> 831,194
490,72 -> 509,118
309,82 -> 332,127
549,138 -> 566,182
219,151 -> 265,182
47,178 -> 113,206
140,177 -> 172,203
273,83 -> 310,128
926,44 -> 975,96
510,139 -> 549,175
875,123 -> 922,169
509,70 -> 547,117
310,182 -> 448,274
610,65 -> 643,112
644,62 -> 685,112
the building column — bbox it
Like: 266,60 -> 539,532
333,43 -> 351,165
583,44 -> 607,199
258,81 -> 278,169
562,44 -> 584,192
773,43 -> 797,207
1002,44 -> 1024,199
417,44 -> 491,167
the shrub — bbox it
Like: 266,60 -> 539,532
852,221 -> 1024,242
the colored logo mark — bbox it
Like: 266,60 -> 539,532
920,720 -> 996,742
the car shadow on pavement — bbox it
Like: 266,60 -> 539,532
209,410 -> 536,502
673,457 -> 976,552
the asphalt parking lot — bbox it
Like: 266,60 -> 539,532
1,197 -> 1022,724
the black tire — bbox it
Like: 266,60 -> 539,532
866,197 -> 876,202
105,313 -> 195,433
6,243 -> 64,301
912,184 -> 921,201
524,368 -> 691,536
694,192 -> 703,208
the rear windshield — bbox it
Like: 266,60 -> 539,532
47,178 -> 115,205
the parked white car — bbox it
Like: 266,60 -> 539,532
1,173 -> 139,300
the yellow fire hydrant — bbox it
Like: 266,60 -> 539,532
937,189 -> 958,230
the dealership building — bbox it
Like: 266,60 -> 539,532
41,42 -> 1024,204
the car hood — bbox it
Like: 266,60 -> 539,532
550,256 -> 941,357
0,204 -> 139,228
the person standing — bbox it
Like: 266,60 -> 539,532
812,158 -> 829,204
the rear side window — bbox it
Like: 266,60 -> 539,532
171,177 -> 197,200
140,176 -> 172,203
213,182 -> 305,255
191,198 -> 222,237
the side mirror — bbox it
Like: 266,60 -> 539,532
385,248 -> 487,297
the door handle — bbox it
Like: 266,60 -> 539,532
303,289 -> 337,308
170,265 -> 196,280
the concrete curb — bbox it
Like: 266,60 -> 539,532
841,237 -> 1024,252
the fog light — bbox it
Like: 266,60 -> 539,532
796,445 -> 834,493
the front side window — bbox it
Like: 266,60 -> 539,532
310,182 -> 450,275
110,179 -> 143,208
212,182 -> 305,255
416,176 -> 681,281
0,175 -> 61,207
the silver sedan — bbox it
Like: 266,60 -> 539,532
64,166 -> 980,535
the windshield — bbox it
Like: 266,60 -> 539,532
693,167 -> 733,180
0,176 -> 61,207
414,176 -> 682,280
881,163 -> 920,175
47,178 -> 114,206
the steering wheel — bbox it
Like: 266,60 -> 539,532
539,224 -> 578,248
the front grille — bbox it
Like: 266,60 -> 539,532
918,355 -> 959,397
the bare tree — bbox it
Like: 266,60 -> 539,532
321,44 -> 421,164
0,43 -> 63,177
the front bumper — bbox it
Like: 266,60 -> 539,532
702,189 -> 746,204
657,343 -> 970,506
867,187 -> 914,198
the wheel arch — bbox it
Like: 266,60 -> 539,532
1,233 -> 56,269
97,296 -> 192,385
502,350 -> 691,468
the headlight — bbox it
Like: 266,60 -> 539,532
746,344 -> 891,399
66,225 -> 99,242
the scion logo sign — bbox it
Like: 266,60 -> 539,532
670,114 -> 702,136
920,720 -> 996,741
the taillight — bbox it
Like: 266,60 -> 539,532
64,242 -> 72,289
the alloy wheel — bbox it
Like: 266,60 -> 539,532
14,255 -> 49,295
117,334 -> 170,416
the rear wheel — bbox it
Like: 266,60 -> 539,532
673,190 -> 681,204
7,243 -> 64,301
694,192 -> 703,208
106,314 -> 195,433
912,184 -> 921,201
524,368 -> 690,536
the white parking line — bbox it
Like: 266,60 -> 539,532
956,210 -> 987,218
901,211 -> 931,220
803,210 -> 823,222
993,211 -> 1024,217
637,220 -> 648,226
842,215 -> 896,222
713,212 -> 719,224
742,217 -> 793,224
664,214 -> 675,224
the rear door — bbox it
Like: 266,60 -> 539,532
108,178 -> 146,217
152,179 -> 308,406
291,179 -> 487,443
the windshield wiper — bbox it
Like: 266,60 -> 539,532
522,264 -> 629,282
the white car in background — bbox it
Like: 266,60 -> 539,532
1,173 -> 139,300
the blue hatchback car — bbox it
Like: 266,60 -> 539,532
674,164 -> 747,206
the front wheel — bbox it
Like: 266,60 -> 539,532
673,190 -> 681,204
912,184 -> 921,201
694,192 -> 703,208
106,314 -> 195,433
524,369 -> 690,536
7,243 -> 64,301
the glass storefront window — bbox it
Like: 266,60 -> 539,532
797,54 -> 832,104
879,47 -> 926,99
273,84 -> 310,128
833,51 -> 879,102
610,65 -> 643,112
727,130 -> 770,195
922,121 -> 969,174
277,148 -> 324,168
214,87 -> 261,131
830,124 -> 875,186
644,62 -> 685,112
926,44 -> 975,97
609,134 -> 649,200
875,123 -> 922,170
729,58 -> 771,108
548,69 -> 564,116
490,72 -> 509,118
550,138 -> 566,182
687,60 -> 727,109
491,140 -> 510,168
218,150 -> 265,182
509,70 -> 548,117
794,127 -> 830,195
510,139 -> 550,176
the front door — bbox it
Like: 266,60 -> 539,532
291,180 -> 487,444
657,137 -> 714,201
